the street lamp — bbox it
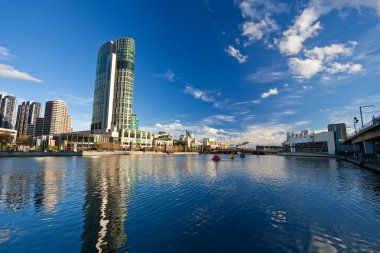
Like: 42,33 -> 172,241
359,105 -> 375,127
353,117 -> 359,134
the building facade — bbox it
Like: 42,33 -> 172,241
0,94 -> 17,129
283,130 -> 336,154
43,100 -> 68,135
327,123 -> 347,142
131,113 -> 139,130
34,117 -> 44,137
64,115 -> 73,133
91,38 -> 135,134
15,101 -> 41,137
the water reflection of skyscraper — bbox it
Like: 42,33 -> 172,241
81,156 -> 133,253
0,158 -> 65,213
34,158 -> 66,212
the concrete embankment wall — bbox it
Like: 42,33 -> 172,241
279,152 -> 380,173
278,152 -> 336,158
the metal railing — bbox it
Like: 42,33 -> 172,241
348,114 -> 380,139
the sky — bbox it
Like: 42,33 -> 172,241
1,0 -> 380,145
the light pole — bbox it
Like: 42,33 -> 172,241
353,117 -> 359,134
359,105 -> 375,127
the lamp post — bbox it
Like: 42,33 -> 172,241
353,117 -> 359,134
359,105 -> 375,127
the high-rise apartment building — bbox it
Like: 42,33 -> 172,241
15,101 -> 41,136
43,100 -> 68,135
91,38 -> 135,134
0,94 -> 17,129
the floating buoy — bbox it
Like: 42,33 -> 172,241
212,154 -> 221,161
240,153 -> 245,158
230,154 -> 235,160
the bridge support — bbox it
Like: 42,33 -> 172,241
352,144 -> 361,152
363,141 -> 374,155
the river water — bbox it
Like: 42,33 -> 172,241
0,155 -> 380,252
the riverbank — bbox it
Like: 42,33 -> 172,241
279,152 -> 380,173
0,151 -> 199,157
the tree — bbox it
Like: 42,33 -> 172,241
0,132 -> 14,150
17,135 -> 30,145
17,135 -> 31,151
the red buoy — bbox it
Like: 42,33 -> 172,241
212,154 -> 221,161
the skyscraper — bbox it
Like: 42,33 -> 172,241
43,100 -> 68,135
0,94 -> 17,129
15,101 -> 41,136
91,38 -> 135,134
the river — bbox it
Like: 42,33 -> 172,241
0,155 -> 380,252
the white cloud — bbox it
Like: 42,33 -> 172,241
278,6 -> 323,55
155,122 -> 183,132
242,18 -> 278,45
326,62 -> 362,74
238,0 -> 287,46
288,57 -> 324,79
0,64 -> 43,83
156,69 -> 175,81
288,41 -> 362,79
0,47 -> 13,59
184,84 -> 214,103
261,88 -> 279,98
278,0 -> 380,56
225,121 -> 309,145
225,45 -> 248,63
304,41 -> 356,61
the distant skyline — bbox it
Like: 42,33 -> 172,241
1,0 -> 380,145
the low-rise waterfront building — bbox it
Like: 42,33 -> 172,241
0,127 -> 17,144
282,130 -> 336,155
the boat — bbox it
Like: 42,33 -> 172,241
230,154 -> 235,160
212,154 -> 221,161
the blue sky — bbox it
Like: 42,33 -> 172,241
1,0 -> 380,145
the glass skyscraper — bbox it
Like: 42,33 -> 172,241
91,38 -> 135,134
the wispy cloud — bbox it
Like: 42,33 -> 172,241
184,84 -> 222,108
225,45 -> 248,63
48,92 -> 93,106
0,47 -> 14,59
232,99 -> 261,106
202,115 -> 235,125
261,88 -> 279,98
155,69 -> 176,81
0,64 -> 43,83
247,67 -> 289,83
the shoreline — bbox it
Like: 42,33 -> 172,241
0,151 -> 199,158
279,152 -> 380,173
